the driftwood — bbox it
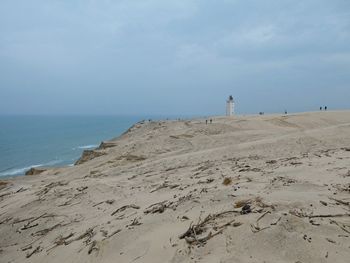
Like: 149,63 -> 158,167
184,230 -> 223,244
26,246 -> 41,258
329,197 -> 350,206
76,186 -> 88,192
108,229 -> 122,238
320,201 -> 328,206
330,220 -> 350,234
250,225 -> 270,233
58,192 -> 85,207
251,211 -> 271,233
0,192 -> 12,199
144,195 -> 196,215
21,244 -> 33,251
271,216 -> 282,226
18,213 -> 49,232
308,213 -> 350,219
102,229 -> 122,241
56,233 -> 74,245
12,217 -> 34,225
36,181 -> 68,199
150,183 -> 179,193
20,223 -> 39,231
0,217 -> 12,225
111,204 -> 140,216
127,217 -> 142,227
13,212 -> 52,225
88,240 -> 98,254
92,199 -> 115,207
46,232 -> 74,252
65,227 -> 95,245
144,202 -> 167,214
32,222 -> 64,237
179,211 -> 241,245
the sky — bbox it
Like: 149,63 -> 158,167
0,0 -> 350,116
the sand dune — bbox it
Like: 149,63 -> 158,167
1,111 -> 350,262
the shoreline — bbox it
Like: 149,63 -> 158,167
0,110 -> 341,179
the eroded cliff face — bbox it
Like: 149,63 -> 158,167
74,150 -> 107,165
25,167 -> 47,176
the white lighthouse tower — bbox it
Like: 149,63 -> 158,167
226,95 -> 235,116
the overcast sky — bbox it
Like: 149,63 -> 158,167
1,0 -> 349,116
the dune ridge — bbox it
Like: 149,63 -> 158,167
0,111 -> 350,262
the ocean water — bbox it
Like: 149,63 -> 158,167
0,115 -> 145,178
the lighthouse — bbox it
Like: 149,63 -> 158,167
226,95 -> 235,116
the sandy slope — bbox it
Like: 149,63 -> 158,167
0,111 -> 350,263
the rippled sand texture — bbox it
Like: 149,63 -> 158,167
1,111 -> 350,263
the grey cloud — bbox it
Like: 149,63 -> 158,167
0,0 -> 349,115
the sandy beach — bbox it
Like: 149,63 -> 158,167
1,111 -> 350,263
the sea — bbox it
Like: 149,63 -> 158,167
0,115 -> 152,178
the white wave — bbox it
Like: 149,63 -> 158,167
0,160 -> 63,177
73,144 -> 98,150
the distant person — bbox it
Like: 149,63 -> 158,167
210,119 -> 212,124
206,120 -> 208,125
320,107 -> 322,111
325,106 -> 327,111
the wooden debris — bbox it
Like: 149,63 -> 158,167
184,230 -> 223,245
251,211 -> 271,233
271,216 -> 282,226
127,217 -> 142,227
198,178 -> 214,184
58,192 -> 86,207
65,227 -> 95,245
179,210 -> 240,245
100,230 -> 108,237
21,244 -> 32,251
250,224 -> 270,233
181,216 -> 189,221
26,246 -> 41,258
0,217 -> 12,225
36,181 -> 68,198
330,220 -> 350,234
309,219 -> 320,226
46,232 -> 75,252
102,229 -> 122,240
144,201 -> 171,214
308,213 -> 350,219
150,182 -> 180,193
55,233 -> 74,245
329,197 -> 350,206
145,203 -> 166,214
32,222 -> 63,237
76,186 -> 88,192
0,191 -> 12,199
111,204 -> 140,216
88,240 -> 98,254
93,199 -> 115,207
20,222 -> 39,231
326,238 -> 336,244
320,201 -> 328,206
